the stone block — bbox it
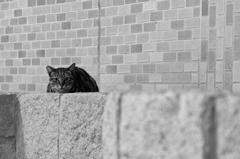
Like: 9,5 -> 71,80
59,93 -> 106,159
17,94 -> 59,159
103,91 -> 216,159
0,95 -> 16,137
217,93 -> 240,158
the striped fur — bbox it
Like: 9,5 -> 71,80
46,63 -> 99,93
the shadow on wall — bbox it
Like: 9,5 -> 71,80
16,98 -> 26,159
0,94 -> 26,159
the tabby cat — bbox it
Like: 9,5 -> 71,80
46,63 -> 99,93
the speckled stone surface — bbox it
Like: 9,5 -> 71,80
103,91 -> 219,159
216,92 -> 240,159
17,94 -> 59,159
0,94 -> 17,159
59,93 -> 106,159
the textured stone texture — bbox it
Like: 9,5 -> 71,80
17,94 -> 59,159
59,93 -> 106,159
0,94 -> 17,159
103,91 -> 218,159
217,92 -> 240,159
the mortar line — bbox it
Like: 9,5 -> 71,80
116,93 -> 123,159
97,0 -> 102,89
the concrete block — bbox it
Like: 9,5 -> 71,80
0,95 -> 17,137
103,92 -> 122,159
59,93 -> 106,159
103,91 -> 214,159
17,94 -> 60,159
217,93 -> 240,158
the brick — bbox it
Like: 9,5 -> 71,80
57,0 -> 65,3
6,26 -> 13,34
124,75 -> 136,83
106,46 -> 117,54
106,65 -> 117,74
51,40 -> 60,48
178,30 -> 192,40
157,0 -> 170,10
112,55 -> 123,64
216,61 -> 223,82
178,8 -> 193,19
144,22 -> 156,32
37,0 -> 45,5
150,52 -> 163,62
125,0 -> 136,4
57,13 -> 65,21
37,15 -> 45,23
131,64 -> 142,73
226,4 -> 233,25
223,71 -> 232,90
14,9 -> 22,17
77,29 -> 87,37
117,65 -> 130,73
193,7 -> 200,17
209,6 -> 216,27
82,0 -> 92,9
18,50 -> 26,58
163,53 -> 176,62
131,3 -> 143,13
131,24 -> 142,33
177,52 -> 191,62
184,62 -> 198,72
234,15 -> 240,35
19,17 -> 27,25
143,64 -> 155,73
61,57 -> 71,65
233,61 -> 240,82
208,50 -> 215,72
36,50 -> 45,57
28,0 -> 36,6
119,45 -> 129,54
224,49 -> 233,71
113,0 -> 124,5
224,26 -> 232,48
1,35 -> 9,42
47,0 -> 55,4
171,0 -> 185,8
62,22 -> 71,30
23,59 -> 31,65
150,11 -> 163,21
169,62 -> 184,72
169,41 -> 184,50
234,37 -> 240,60
112,16 -> 123,25
186,0 -> 200,7
185,18 -> 200,29
156,42 -> 169,52
14,43 -> 22,50
201,40 -> 208,61
137,74 -> 149,83
165,10 -> 177,20
171,20 -> 184,30
125,15 -> 136,24
137,33 -> 149,43
131,44 -> 142,53
32,58 -> 40,65
51,58 -> 60,65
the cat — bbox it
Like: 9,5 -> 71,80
46,63 -> 99,93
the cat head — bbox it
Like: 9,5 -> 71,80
46,63 -> 76,93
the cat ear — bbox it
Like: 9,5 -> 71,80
46,66 -> 55,75
68,63 -> 76,71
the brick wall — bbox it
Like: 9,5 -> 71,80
0,0 -> 238,92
